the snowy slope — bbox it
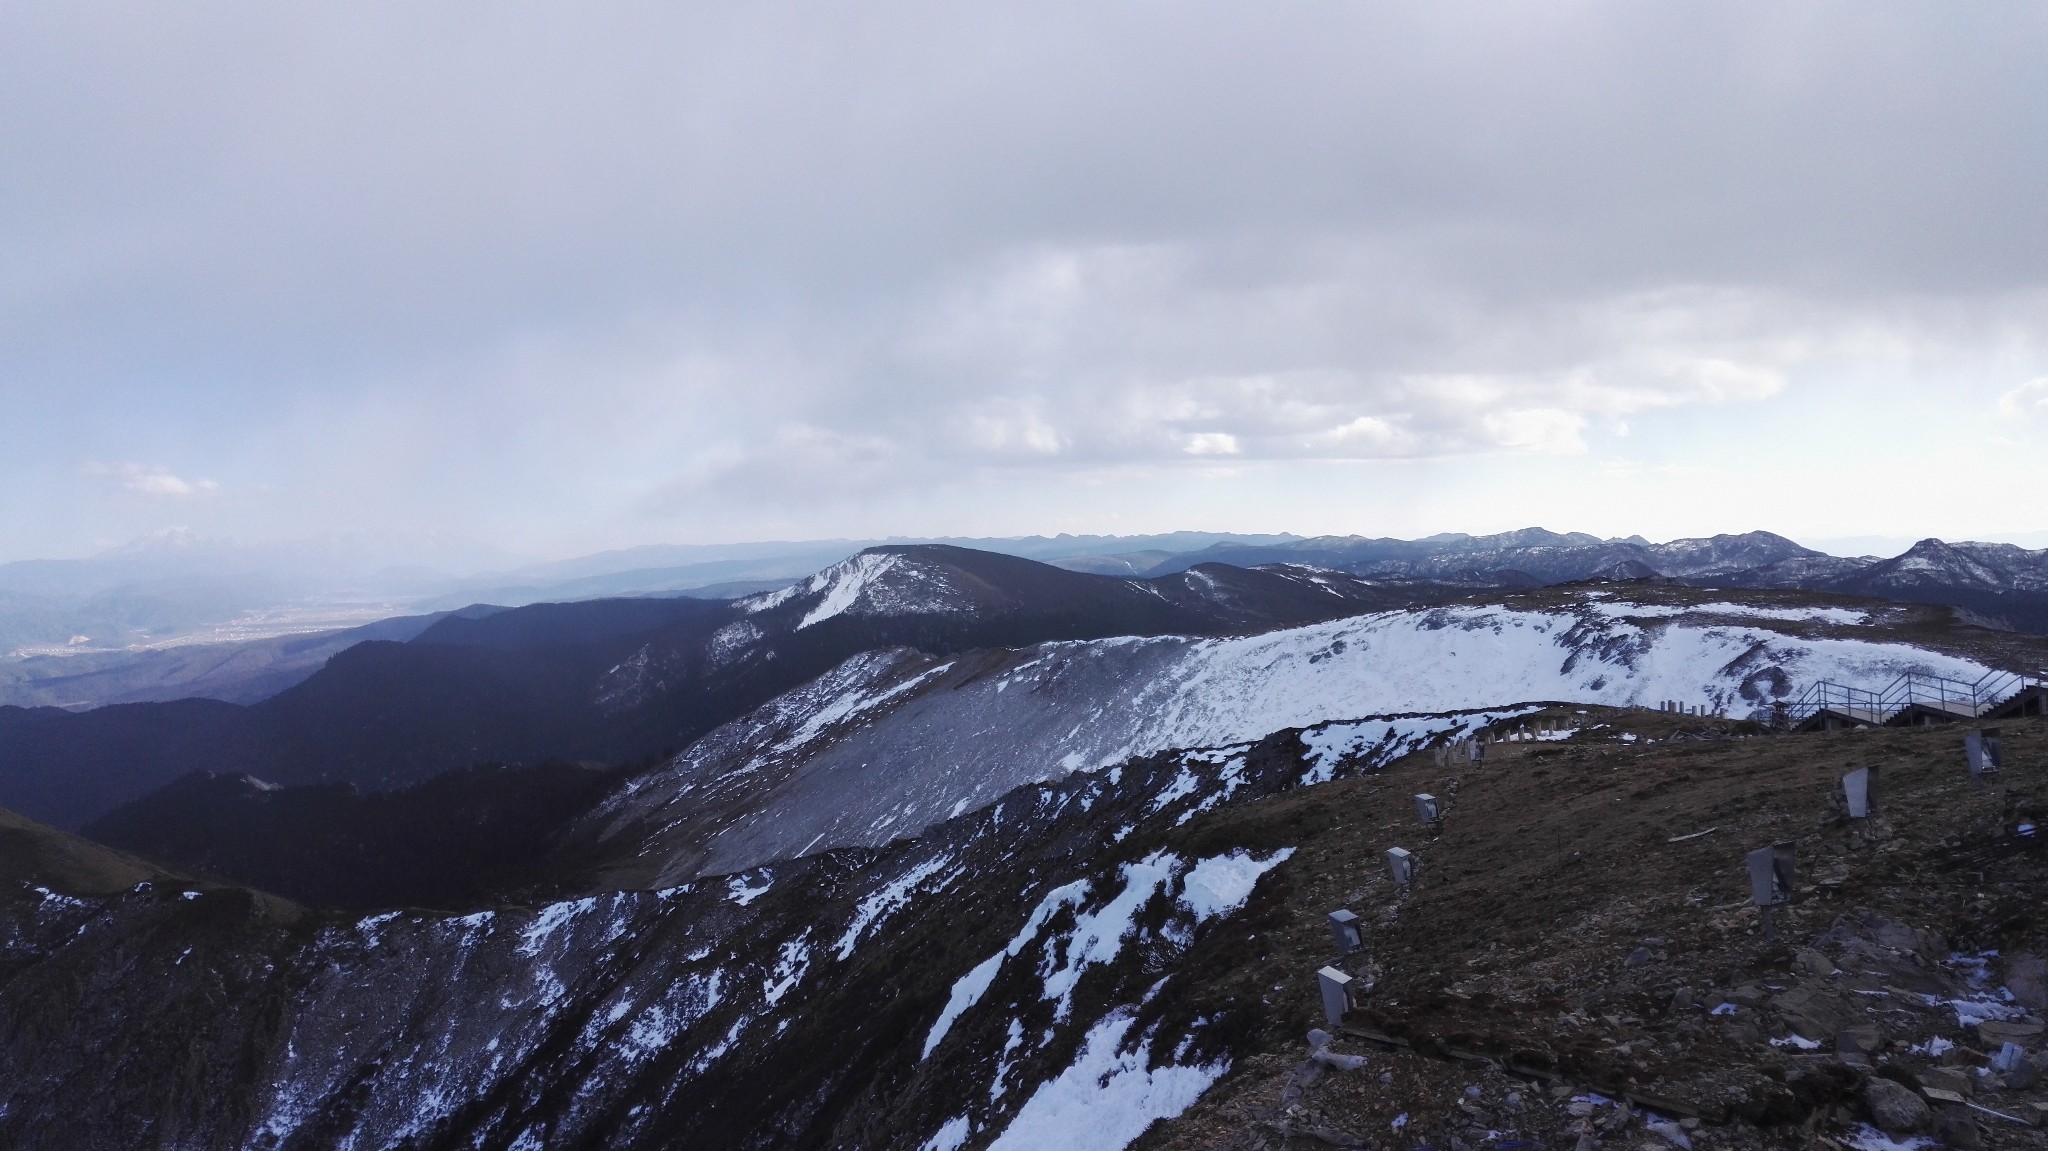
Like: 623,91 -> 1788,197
1,726 -> 1337,1151
743,550 -> 983,629
587,589 -> 1998,882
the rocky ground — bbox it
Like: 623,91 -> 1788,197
1140,709 -> 2048,1151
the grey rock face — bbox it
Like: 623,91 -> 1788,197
1834,1024 -> 1883,1060
2004,952 -> 2048,1009
1916,1066 -> 1972,1097
1862,1077 -> 1930,1133
1930,1104 -> 1983,1149
1794,947 -> 1836,978
1771,983 -> 1857,1040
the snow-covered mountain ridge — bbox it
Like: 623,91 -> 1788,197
582,585 -> 2014,884
1120,532 -> 2048,632
725,543 -> 1428,637
1127,528 -> 1822,581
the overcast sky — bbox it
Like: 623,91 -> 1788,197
4,2 -> 2046,564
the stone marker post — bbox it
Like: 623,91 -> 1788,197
1745,841 -> 1796,940
1327,909 -> 1364,957
1966,729 -> 2004,777
1386,846 -> 1415,894
1842,767 -> 1878,819
1317,967 -> 1355,1027
1413,793 -> 1440,826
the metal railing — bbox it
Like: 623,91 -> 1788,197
1771,668 -> 2042,729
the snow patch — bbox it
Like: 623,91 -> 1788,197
738,581 -> 802,614
762,936 -> 811,1007
1846,1125 -> 1934,1151
986,1008 -> 1225,1151
777,661 -> 951,753
517,897 -> 599,957
1589,600 -> 1869,625
1299,708 -> 1539,784
1145,765 -> 1201,815
1947,997 -> 2025,1026
799,553 -> 903,629
835,854 -> 955,960
29,885 -> 89,911
618,970 -> 725,1062
727,875 -> 773,907
1179,849 -> 1294,920
921,1116 -> 972,1151
688,1012 -> 751,1073
1040,853 -> 1181,1020
922,880 -> 1090,1059
924,951 -> 1008,1061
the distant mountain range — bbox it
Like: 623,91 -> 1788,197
0,531 -> 1298,665
1,527 -> 2040,715
0,546 -> 1430,830
13,528 -> 2048,714
1064,530 -> 2048,631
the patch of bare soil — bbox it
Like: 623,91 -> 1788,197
1146,707 -> 2048,1151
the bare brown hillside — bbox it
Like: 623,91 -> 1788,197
1143,709 -> 2048,1151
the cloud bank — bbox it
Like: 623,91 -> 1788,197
3,2 -> 2046,557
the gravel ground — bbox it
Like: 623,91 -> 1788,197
1140,707 -> 2048,1151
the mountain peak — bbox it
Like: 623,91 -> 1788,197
736,547 -> 982,629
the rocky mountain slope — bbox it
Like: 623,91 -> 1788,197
5,704 -> 2044,1149
48,575 -> 2039,910
81,761 -> 625,911
13,528 -> 2044,719
1145,711 -> 2048,1151
0,705 -> 1470,1149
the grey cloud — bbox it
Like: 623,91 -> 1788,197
3,2 -> 2046,555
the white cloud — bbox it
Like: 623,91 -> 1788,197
1997,378 -> 2048,419
80,462 -> 219,498
1306,414 -> 1411,454
1182,432 -> 1240,456
1480,408 -> 1588,453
